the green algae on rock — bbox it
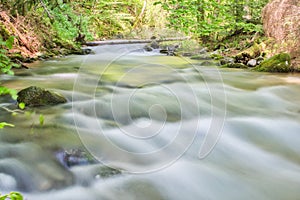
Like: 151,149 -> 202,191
254,53 -> 292,73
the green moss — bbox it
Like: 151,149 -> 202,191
254,53 -> 292,73
210,53 -> 224,60
221,63 -> 248,69
0,22 -> 11,40
251,43 -> 261,57
235,43 -> 261,60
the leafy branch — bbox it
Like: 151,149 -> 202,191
0,36 -> 20,75
0,36 -> 20,129
0,191 -> 23,200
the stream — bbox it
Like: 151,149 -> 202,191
1,44 -> 300,200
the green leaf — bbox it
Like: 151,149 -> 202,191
5,36 -> 15,50
10,90 -> 18,100
0,49 -> 7,53
0,122 -> 15,129
0,194 -> 8,200
7,69 -> 15,75
19,102 -> 25,110
39,114 -> 45,126
9,192 -> 23,200
12,63 -> 21,68
0,86 -> 17,99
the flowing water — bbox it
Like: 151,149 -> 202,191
1,44 -> 300,199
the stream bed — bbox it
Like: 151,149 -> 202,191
1,44 -> 300,200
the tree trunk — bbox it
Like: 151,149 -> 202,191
85,37 -> 191,46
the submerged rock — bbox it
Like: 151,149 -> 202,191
159,49 -> 168,54
96,166 -> 122,178
56,148 -> 122,187
220,57 -> 235,65
143,45 -> 153,52
166,44 -> 179,56
254,53 -> 292,72
56,148 -> 97,168
221,63 -> 248,69
17,86 -> 67,107
81,48 -> 93,55
190,54 -> 211,60
143,40 -> 160,52
181,52 -> 194,57
70,164 -> 122,187
200,61 -> 216,66
159,44 -> 179,56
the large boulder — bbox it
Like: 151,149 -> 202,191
262,0 -> 300,60
254,53 -> 292,72
17,86 -> 67,107
262,0 -> 300,43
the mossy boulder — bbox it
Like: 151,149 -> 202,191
17,86 -> 67,107
254,53 -> 292,72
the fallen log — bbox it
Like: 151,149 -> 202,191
84,37 -> 191,46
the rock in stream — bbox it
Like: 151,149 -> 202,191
17,86 -> 67,107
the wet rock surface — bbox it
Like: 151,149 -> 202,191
17,86 -> 67,107
144,40 -> 180,56
55,148 -> 97,168
55,148 -> 122,186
